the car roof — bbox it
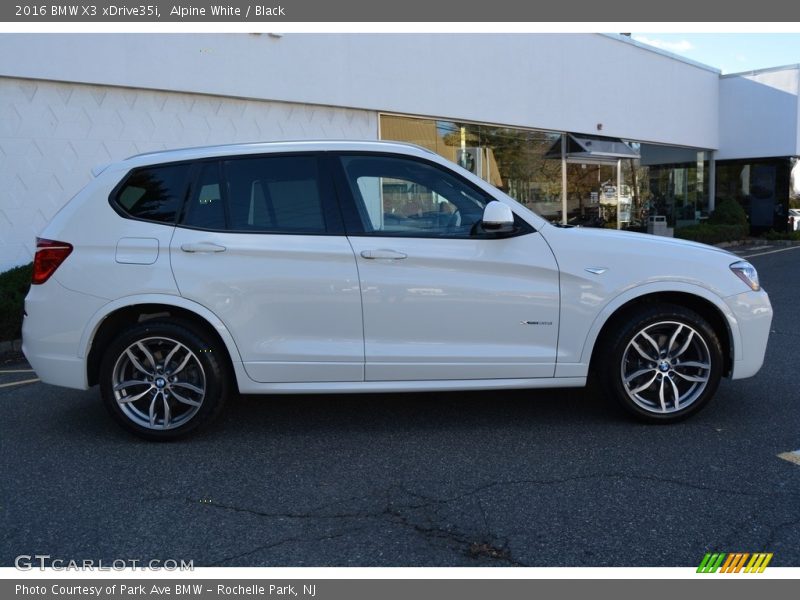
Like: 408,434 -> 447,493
107,140 -> 438,172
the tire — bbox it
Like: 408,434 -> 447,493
99,319 -> 230,440
598,303 -> 724,423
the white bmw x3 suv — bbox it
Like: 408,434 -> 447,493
23,141 -> 772,439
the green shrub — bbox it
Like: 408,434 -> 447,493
762,229 -> 800,241
674,223 -> 748,245
709,198 -> 748,227
0,263 -> 32,341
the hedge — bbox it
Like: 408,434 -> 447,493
708,198 -> 749,227
0,263 -> 32,342
674,223 -> 749,245
762,229 -> 800,241
674,198 -> 751,245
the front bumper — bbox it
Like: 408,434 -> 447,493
724,289 -> 773,380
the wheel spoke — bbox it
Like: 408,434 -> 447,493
114,379 -> 150,391
672,370 -> 708,383
162,394 -> 171,429
125,349 -> 153,378
148,393 -> 158,428
624,367 -> 656,384
170,381 -> 204,395
666,324 -> 684,356
658,376 -> 667,412
674,361 -> 710,370
631,340 -> 657,362
670,329 -> 695,359
136,341 -> 158,372
118,386 -> 154,404
170,351 -> 194,376
163,342 -> 184,371
170,389 -> 202,407
667,375 -> 682,409
639,330 -> 661,356
629,372 -> 659,395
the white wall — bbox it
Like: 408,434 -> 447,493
718,66 -> 800,160
0,77 -> 377,271
0,33 -> 720,149
0,33 -> 727,272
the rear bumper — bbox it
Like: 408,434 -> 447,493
22,280 -> 105,390
724,289 -> 773,380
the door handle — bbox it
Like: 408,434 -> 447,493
360,249 -> 408,260
180,242 -> 226,253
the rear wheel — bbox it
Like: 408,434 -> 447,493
599,304 -> 723,423
99,320 -> 230,440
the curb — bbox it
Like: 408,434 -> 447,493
0,339 -> 22,353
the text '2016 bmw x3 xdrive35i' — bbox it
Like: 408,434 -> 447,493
23,141 -> 772,440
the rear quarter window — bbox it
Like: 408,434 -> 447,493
112,164 -> 191,224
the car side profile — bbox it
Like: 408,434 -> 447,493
22,141 -> 772,439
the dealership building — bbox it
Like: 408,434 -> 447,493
1,33 -> 799,271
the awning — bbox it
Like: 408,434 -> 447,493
545,134 -> 640,163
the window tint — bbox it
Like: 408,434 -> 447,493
339,155 -> 490,237
113,164 -> 190,224
183,162 -> 226,230
223,156 -> 326,233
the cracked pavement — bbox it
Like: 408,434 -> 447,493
1,248 -> 799,567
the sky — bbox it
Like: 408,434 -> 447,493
630,33 -> 800,74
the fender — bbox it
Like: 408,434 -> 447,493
78,293 -> 245,365
555,280 -> 741,378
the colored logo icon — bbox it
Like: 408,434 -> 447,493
697,552 -> 773,573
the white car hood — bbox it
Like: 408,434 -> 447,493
538,224 -> 749,301
545,225 -> 737,260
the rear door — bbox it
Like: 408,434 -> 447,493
170,153 -> 364,383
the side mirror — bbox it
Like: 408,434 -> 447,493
481,201 -> 515,234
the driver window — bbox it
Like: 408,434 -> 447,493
340,155 -> 489,237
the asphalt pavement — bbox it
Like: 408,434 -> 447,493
1,245 -> 799,567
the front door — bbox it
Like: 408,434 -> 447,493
335,153 -> 560,381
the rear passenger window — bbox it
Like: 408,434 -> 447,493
183,162 -> 226,230
223,156 -> 326,233
113,164 -> 190,224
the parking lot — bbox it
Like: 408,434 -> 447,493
1,245 -> 799,568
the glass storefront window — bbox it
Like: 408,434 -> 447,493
716,158 -> 793,233
380,114 -> 564,219
640,145 -> 710,229
380,114 -> 711,232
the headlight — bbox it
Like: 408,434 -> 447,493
730,260 -> 760,291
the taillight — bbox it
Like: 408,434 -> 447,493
32,238 -> 73,285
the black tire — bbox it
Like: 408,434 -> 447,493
597,303 -> 724,423
99,319 -> 230,440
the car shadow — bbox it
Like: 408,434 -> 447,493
209,385 -> 622,439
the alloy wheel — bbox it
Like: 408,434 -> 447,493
111,336 -> 206,430
620,320 -> 712,414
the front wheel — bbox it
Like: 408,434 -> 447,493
99,320 -> 230,440
599,304 -> 724,423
